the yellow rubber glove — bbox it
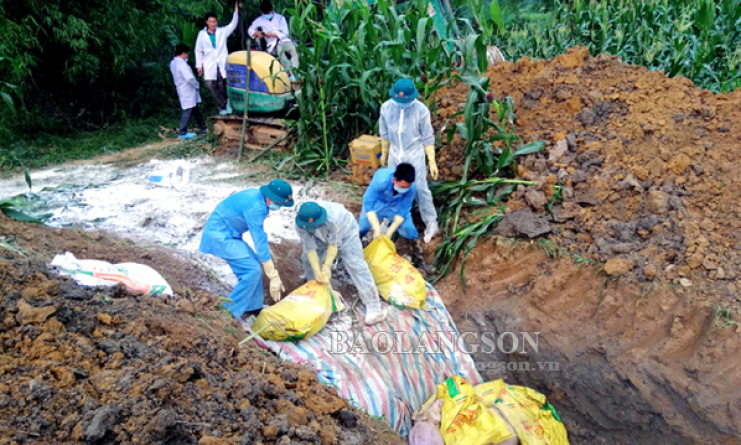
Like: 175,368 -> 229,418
306,250 -> 328,284
385,215 -> 405,238
366,211 -> 382,239
380,140 -> 389,167
322,245 -> 338,282
261,259 -> 285,302
425,145 -> 438,180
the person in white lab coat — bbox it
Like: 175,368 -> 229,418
195,3 -> 240,115
170,45 -> 207,140
248,0 -> 299,81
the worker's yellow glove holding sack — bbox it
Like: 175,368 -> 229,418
322,245 -> 338,282
385,215 -> 405,238
425,145 -> 438,180
380,140 -> 390,167
261,259 -> 285,302
306,250 -> 328,284
366,211 -> 382,239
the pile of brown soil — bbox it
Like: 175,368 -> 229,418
0,214 -> 403,445
426,46 -> 741,443
434,46 -> 741,295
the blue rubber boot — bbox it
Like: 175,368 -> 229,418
178,132 -> 197,140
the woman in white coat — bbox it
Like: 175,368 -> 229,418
169,45 -> 207,140
195,3 -> 240,115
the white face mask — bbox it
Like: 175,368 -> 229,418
392,100 -> 414,109
268,203 -> 281,211
394,186 -> 411,194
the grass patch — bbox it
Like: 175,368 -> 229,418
0,115 -> 171,173
714,306 -> 739,328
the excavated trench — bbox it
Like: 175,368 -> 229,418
434,240 -> 741,444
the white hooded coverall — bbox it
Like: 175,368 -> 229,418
296,201 -> 382,317
379,99 -> 438,228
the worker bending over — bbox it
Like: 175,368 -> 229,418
359,163 -> 429,272
379,78 -> 439,243
295,201 -> 388,325
169,44 -> 207,140
195,2 -> 240,115
248,0 -> 299,81
199,180 -> 294,319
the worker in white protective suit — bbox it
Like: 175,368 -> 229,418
379,78 -> 439,243
248,0 -> 299,81
295,201 -> 388,325
195,3 -> 240,115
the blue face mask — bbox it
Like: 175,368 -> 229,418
392,100 -> 414,109
268,202 -> 281,211
394,186 -> 411,194
263,13 -> 274,20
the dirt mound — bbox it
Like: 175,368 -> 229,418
0,217 -> 404,445
435,46 -> 741,294
435,239 -> 741,444
426,45 -> 741,443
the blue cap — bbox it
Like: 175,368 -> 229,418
295,202 -> 327,231
389,78 -> 419,104
259,179 -> 294,207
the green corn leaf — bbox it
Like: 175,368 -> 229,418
490,1 -> 504,33
1,207 -> 44,224
455,122 -> 469,140
495,146 -> 514,171
416,18 -> 429,56
514,140 -> 546,156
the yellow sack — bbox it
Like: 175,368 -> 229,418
252,280 -> 338,341
363,235 -> 426,309
437,376 -> 516,445
475,380 -> 569,445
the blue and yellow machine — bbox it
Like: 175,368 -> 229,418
226,51 -> 294,114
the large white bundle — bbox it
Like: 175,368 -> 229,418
50,252 -> 173,296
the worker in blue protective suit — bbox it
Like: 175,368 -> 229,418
379,78 -> 439,244
358,163 -> 430,272
199,179 -> 294,319
295,201 -> 388,325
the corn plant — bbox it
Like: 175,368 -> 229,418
491,0 -> 741,93
435,75 -> 544,227
285,0 -> 479,174
430,75 -> 546,283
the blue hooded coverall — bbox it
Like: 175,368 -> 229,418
358,168 -> 419,239
199,189 -> 271,318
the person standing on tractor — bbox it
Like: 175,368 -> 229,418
379,78 -> 439,244
199,180 -> 294,320
170,44 -> 207,140
295,201 -> 388,325
358,163 -> 430,273
195,2 -> 241,115
248,0 -> 299,82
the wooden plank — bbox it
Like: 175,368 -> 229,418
252,126 -> 288,147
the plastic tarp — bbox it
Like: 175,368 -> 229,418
243,283 -> 482,437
